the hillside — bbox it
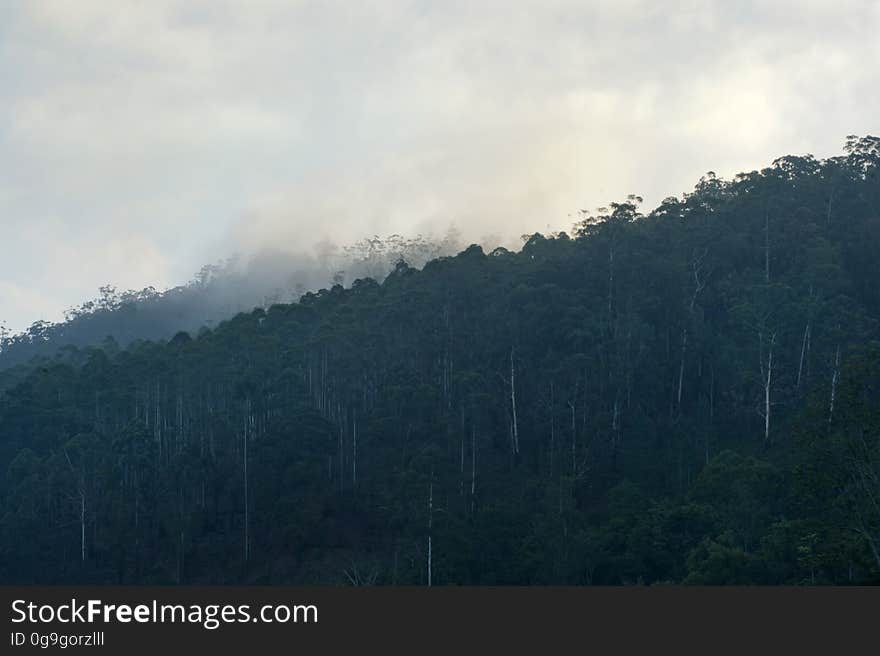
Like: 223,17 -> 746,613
1,136 -> 879,584
0,233 -> 460,374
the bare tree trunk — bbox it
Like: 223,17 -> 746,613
155,381 -> 162,461
470,427 -> 476,515
177,389 -> 183,453
243,405 -> 250,564
759,332 -> 775,446
764,349 -> 772,445
80,491 -> 86,563
177,528 -> 184,584
427,478 -> 433,587
510,348 -> 520,456
459,429 -> 464,497
677,328 -> 687,411
608,244 -> 614,317
352,408 -> 358,487
797,322 -> 811,391
612,398 -> 620,451
549,382 -> 555,478
680,248 -> 707,417
64,448 -> 87,563
568,400 -> 576,476
829,344 -> 841,424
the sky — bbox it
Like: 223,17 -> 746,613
1,0 -> 879,333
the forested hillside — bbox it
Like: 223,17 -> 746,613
1,136 -> 879,585
0,233 -> 460,374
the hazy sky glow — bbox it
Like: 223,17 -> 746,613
1,0 -> 879,332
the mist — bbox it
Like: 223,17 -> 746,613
0,229 -> 467,370
197,228 -> 467,318
2,1 -> 879,333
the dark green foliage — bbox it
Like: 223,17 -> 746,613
0,234 -> 461,374
1,137 -> 879,584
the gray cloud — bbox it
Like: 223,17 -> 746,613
1,0 -> 878,332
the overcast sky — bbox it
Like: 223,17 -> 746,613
1,1 -> 878,333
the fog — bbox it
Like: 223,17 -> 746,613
2,1 -> 879,333
195,228 -> 466,318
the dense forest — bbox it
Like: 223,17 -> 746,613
0,232 -> 461,374
1,136 -> 879,585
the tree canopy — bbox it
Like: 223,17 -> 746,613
1,137 -> 879,584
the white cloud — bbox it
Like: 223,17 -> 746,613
1,1 -> 878,332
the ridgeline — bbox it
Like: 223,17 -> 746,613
1,136 -> 879,584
